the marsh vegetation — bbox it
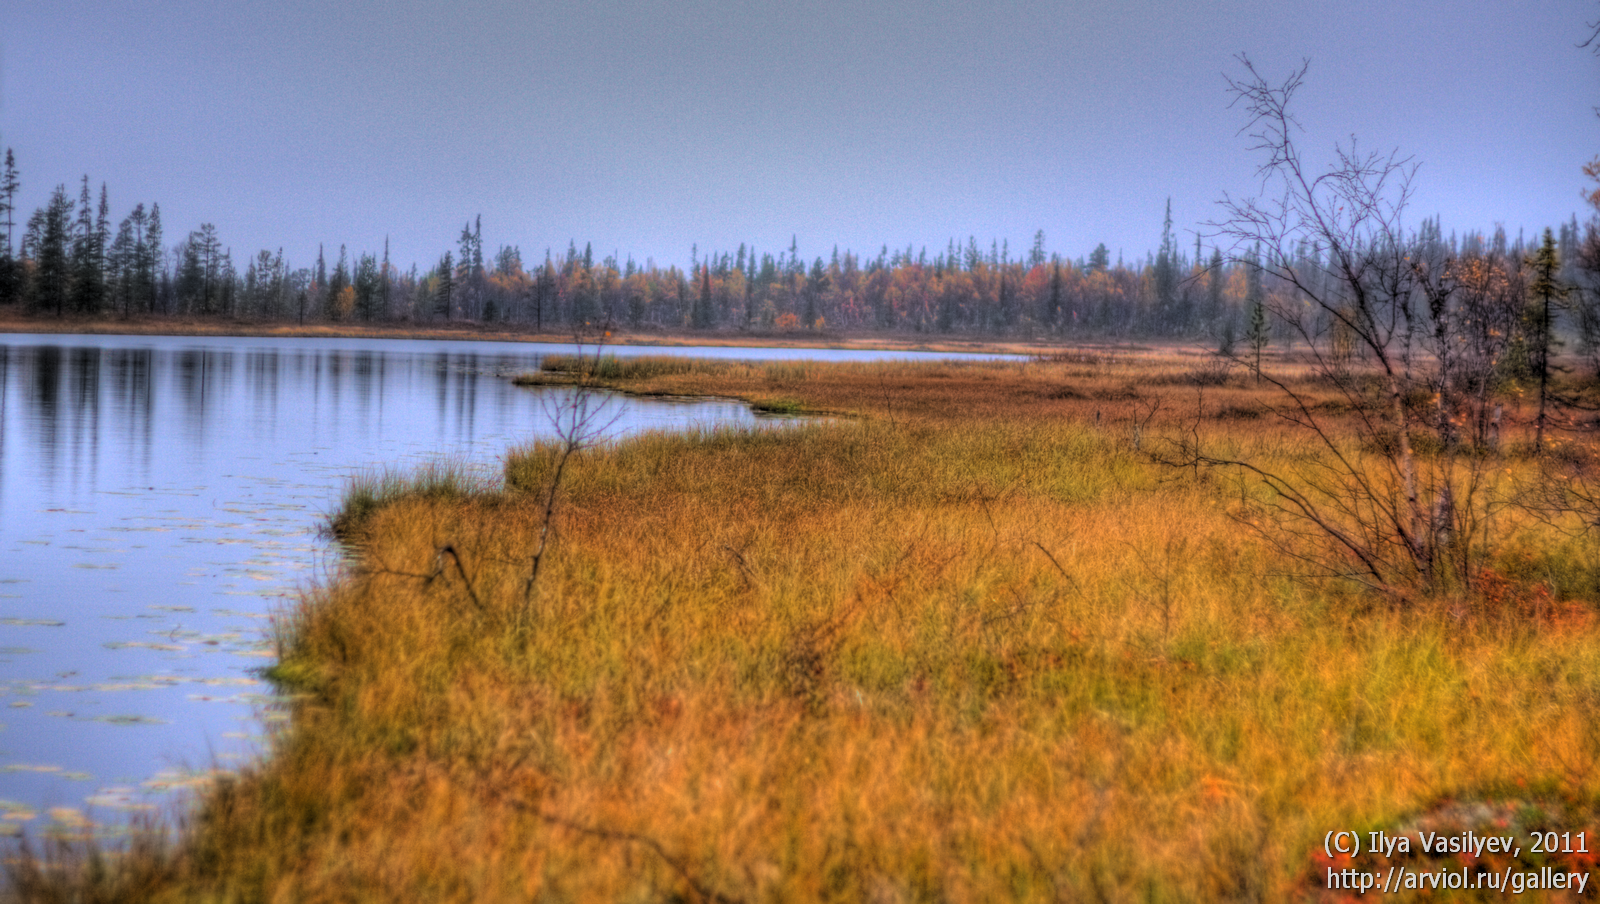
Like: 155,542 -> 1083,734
15,344 -> 1600,901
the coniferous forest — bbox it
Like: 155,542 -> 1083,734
2,147 -> 1597,352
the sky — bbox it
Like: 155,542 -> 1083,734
3,0 -> 1597,275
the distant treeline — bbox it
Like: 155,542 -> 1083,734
0,149 -> 1591,342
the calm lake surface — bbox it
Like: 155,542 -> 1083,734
0,334 -> 1013,831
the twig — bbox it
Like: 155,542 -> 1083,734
1031,541 -> 1082,594
722,544 -> 760,590
532,808 -> 744,904
436,545 -> 485,613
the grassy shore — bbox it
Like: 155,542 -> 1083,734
13,348 -> 1600,902
0,310 -> 1048,356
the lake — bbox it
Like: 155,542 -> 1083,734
0,333 -> 1012,832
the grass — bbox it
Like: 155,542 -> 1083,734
535,353 -> 739,381
12,346 -> 1600,902
325,461 -> 488,542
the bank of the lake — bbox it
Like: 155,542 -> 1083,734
0,311 -> 1054,358
28,350 -> 1599,902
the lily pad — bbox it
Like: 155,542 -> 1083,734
93,715 -> 167,726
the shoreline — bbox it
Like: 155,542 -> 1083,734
0,312 -> 1086,357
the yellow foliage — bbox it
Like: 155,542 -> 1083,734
332,285 -> 356,320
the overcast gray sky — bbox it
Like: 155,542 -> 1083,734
4,0 -> 1597,273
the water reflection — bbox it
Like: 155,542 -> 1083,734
0,334 -> 779,829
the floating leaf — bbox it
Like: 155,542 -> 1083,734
93,715 -> 167,726
47,807 -> 88,827
102,641 -> 184,652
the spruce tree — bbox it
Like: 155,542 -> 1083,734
1527,229 -> 1565,453
693,263 -> 712,329
1247,293 -> 1269,382
0,149 -> 17,258
1207,247 -> 1225,323
436,251 -> 454,319
0,149 -> 20,306
33,185 -> 75,316
144,203 -> 163,313
329,244 -> 350,318
354,253 -> 379,321
70,176 -> 107,314
1048,259 -> 1063,329
381,237 -> 392,320
1153,198 -> 1179,326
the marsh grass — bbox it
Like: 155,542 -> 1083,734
325,461 -> 488,542
538,353 -> 737,381
14,348 -> 1600,902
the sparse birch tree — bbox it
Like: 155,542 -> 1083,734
1176,57 -> 1497,598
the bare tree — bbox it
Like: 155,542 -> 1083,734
523,325 -> 620,612
1175,57 -> 1497,598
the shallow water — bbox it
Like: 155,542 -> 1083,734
0,334 -> 1013,832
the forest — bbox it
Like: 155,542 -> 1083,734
1,146 -> 1595,350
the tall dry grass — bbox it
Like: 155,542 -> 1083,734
13,348 -> 1600,902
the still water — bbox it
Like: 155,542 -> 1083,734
0,334 -> 1012,832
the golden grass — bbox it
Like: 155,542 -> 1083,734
15,349 -> 1600,902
